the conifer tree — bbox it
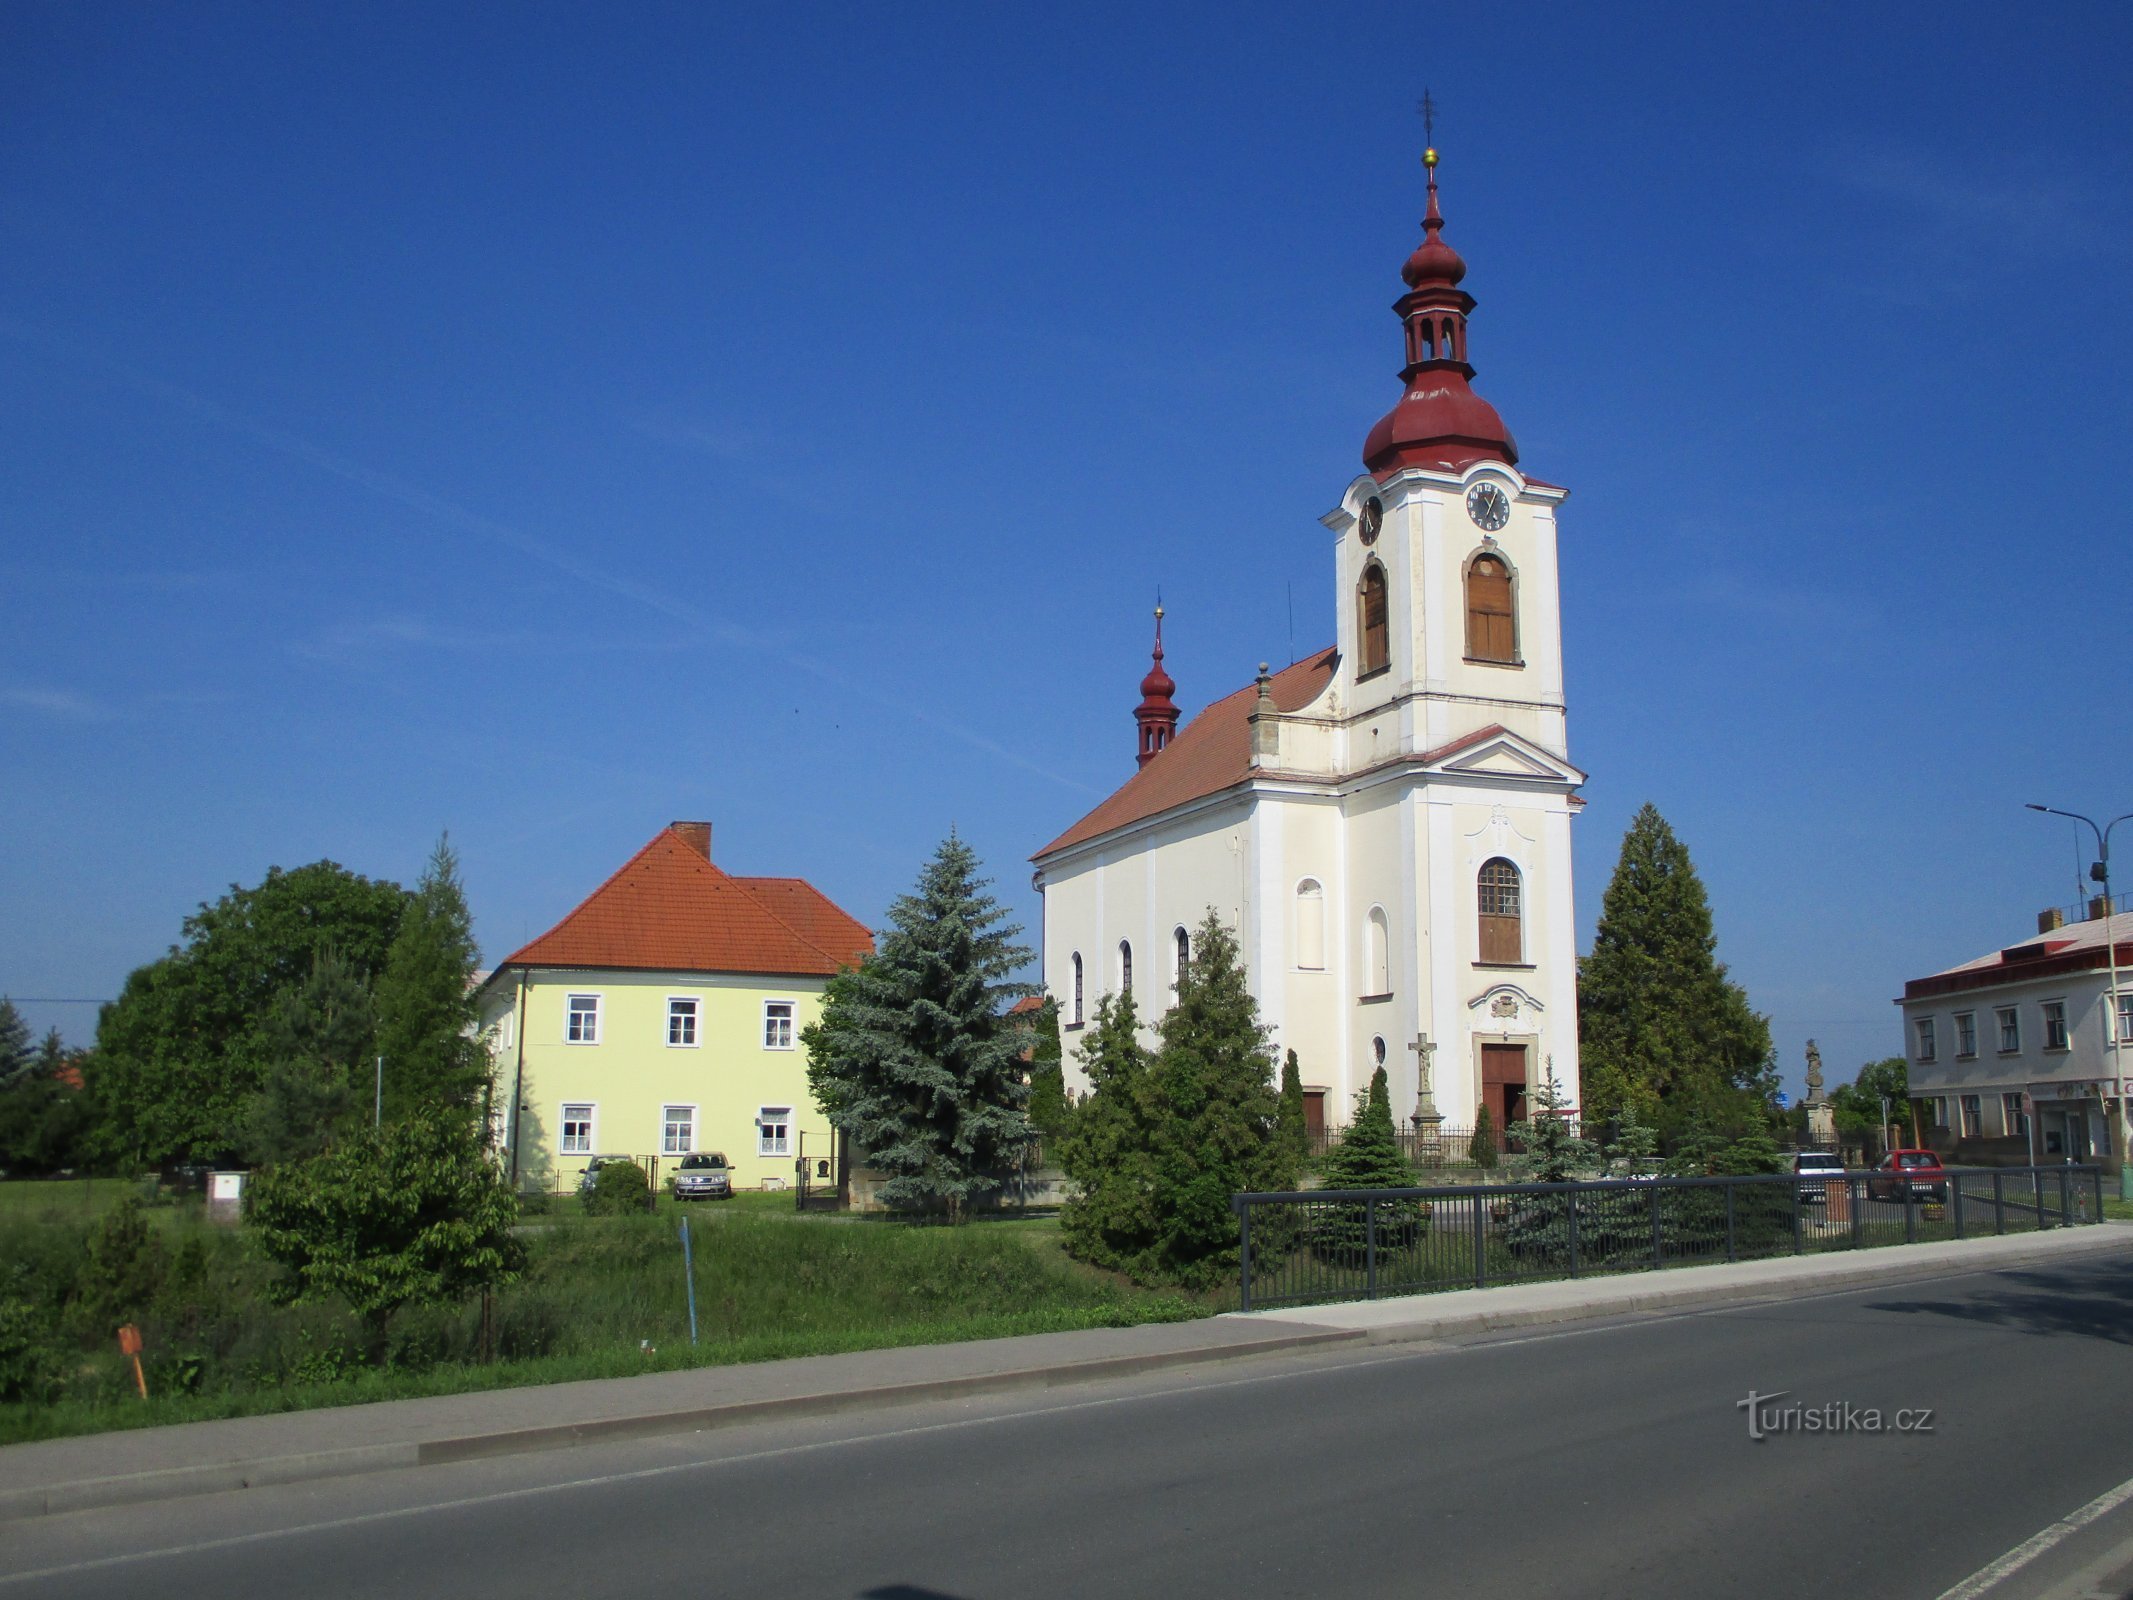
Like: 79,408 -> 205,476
1468,1104 -> 1498,1169
1276,1048 -> 1309,1175
372,836 -> 488,1126
1506,1073 -> 1593,1184
1140,912 -> 1290,1287
1059,992 -> 1158,1271
802,834 -> 1035,1220
1321,1067 -> 1412,1191
0,999 -> 31,1090
1578,804 -> 1773,1137
240,946 -> 374,1165
1024,997 -> 1071,1140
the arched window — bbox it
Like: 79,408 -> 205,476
1172,925 -> 1190,1005
1357,562 -> 1389,677
1070,952 -> 1084,1025
1118,940 -> 1133,998
1478,858 -> 1523,964
1465,552 -> 1517,664
1366,906 -> 1391,995
1295,879 -> 1325,970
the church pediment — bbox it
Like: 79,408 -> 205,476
1425,726 -> 1586,786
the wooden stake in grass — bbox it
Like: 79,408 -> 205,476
116,1324 -> 148,1400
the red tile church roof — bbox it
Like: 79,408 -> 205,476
495,825 -> 872,978
1036,648 -> 1340,858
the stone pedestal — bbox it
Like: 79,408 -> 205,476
1806,1102 -> 1836,1148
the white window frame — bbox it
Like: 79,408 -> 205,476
661,1103 -> 697,1156
666,995 -> 701,1048
560,1103 -> 596,1155
1954,1011 -> 1977,1058
1928,1095 -> 1947,1129
1914,1018 -> 1937,1063
1996,1006 -> 2020,1053
2119,994 -> 2133,1044
2043,999 -> 2070,1052
1959,1094 -> 1982,1138
758,1105 -> 792,1157
763,1000 -> 796,1051
565,992 -> 602,1045
2003,1092 -> 2029,1137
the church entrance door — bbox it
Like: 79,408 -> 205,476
1481,1043 -> 1529,1144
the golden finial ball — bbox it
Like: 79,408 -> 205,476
1423,147 -> 1438,168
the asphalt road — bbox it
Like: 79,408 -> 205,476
9,1253 -> 2133,1600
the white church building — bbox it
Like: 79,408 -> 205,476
1032,149 -> 1585,1142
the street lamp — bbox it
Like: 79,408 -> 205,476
2025,804 -> 2132,1191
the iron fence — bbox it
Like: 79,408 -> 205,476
1233,1163 -> 2105,1311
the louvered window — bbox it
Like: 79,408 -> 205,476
1477,859 -> 1523,964
1466,554 -> 1517,664
1358,564 -> 1389,676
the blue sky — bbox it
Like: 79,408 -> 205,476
4,1 -> 2129,1099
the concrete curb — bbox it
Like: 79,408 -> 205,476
0,1326 -> 1361,1524
1230,1225 -> 2133,1347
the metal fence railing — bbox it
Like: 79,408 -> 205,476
1233,1164 -> 2106,1312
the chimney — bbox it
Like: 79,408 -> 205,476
671,821 -> 712,859
2089,895 -> 2110,923
2039,907 -> 2066,934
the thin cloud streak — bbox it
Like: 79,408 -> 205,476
0,319 -> 1096,796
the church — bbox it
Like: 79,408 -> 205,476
1031,147 -> 1585,1143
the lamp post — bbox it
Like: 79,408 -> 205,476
2025,805 -> 2132,1194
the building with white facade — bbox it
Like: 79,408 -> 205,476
1899,905 -> 2130,1172
1031,149 -> 1584,1141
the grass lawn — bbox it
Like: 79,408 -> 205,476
0,1191 -> 1211,1447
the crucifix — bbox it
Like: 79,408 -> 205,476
1408,1030 -> 1444,1131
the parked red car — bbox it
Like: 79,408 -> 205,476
1866,1149 -> 1949,1203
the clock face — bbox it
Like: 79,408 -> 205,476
1467,482 -> 1510,532
1358,496 -> 1383,544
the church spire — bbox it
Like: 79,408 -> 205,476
1134,601 -> 1179,768
1362,132 -> 1520,477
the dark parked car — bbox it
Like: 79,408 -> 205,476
672,1151 -> 733,1201
1792,1150 -> 1845,1204
1866,1149 -> 1948,1203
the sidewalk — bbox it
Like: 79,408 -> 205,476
3,1224 -> 2124,1523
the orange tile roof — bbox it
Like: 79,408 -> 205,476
495,826 -> 871,978
1036,648 -> 1340,858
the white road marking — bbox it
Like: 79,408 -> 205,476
1934,1473 -> 2133,1600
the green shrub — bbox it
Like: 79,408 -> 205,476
584,1161 -> 652,1216
1312,1068 -> 1424,1264
0,1297 -> 60,1404
75,1195 -> 165,1337
1469,1106 -> 1498,1169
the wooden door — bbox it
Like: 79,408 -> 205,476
1480,1043 -> 1528,1140
1303,1090 -> 1326,1140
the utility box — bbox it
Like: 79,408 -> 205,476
207,1169 -> 247,1221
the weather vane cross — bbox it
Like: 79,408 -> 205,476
1419,89 -> 1436,154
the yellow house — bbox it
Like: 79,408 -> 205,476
476,821 -> 872,1192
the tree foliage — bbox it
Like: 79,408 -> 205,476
0,1029 -> 93,1175
803,834 -> 1034,1219
0,999 -> 31,1090
1276,1048 -> 1309,1176
372,836 -> 489,1125
1577,804 -> 1774,1139
1468,1105 -> 1498,1169
1024,997 -> 1072,1142
246,1108 -> 524,1359
584,1158 -> 653,1215
1507,1073 -> 1594,1184
1830,1057 -> 1909,1137
92,862 -> 409,1166
240,946 -> 373,1165
1059,992 -> 1159,1269
1322,1067 -> 1412,1190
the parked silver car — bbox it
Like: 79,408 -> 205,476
672,1151 -> 733,1201
1792,1150 -> 1845,1204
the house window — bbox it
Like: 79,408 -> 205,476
1477,858 -> 1522,964
1296,880 -> 1326,970
1954,1012 -> 1977,1058
667,997 -> 699,1048
1118,940 -> 1133,997
1070,952 -> 1084,1025
1997,1006 -> 2020,1053
560,1103 -> 595,1155
1172,926 -> 1190,1006
1465,552 -> 1517,663
566,994 -> 601,1045
2003,1092 -> 2030,1137
2119,994 -> 2133,1044
1927,1096 -> 1948,1128
662,1105 -> 695,1155
758,1106 -> 791,1157
1914,1018 -> 1937,1063
1357,562 -> 1389,677
2043,1000 -> 2069,1051
1366,906 -> 1391,995
1960,1094 -> 1982,1138
763,1001 -> 795,1050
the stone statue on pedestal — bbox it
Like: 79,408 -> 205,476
1803,1038 -> 1837,1148
1409,1031 -> 1444,1139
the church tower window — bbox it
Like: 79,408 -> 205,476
1070,952 -> 1084,1025
1465,552 -> 1517,664
1365,906 -> 1391,996
1118,940 -> 1133,997
1357,563 -> 1389,678
1172,925 -> 1190,1005
1296,880 -> 1326,970
1477,858 -> 1523,964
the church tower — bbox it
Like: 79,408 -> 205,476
1035,141 -> 1585,1146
